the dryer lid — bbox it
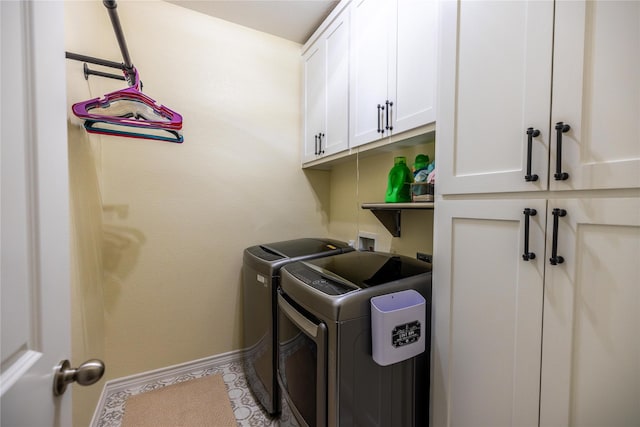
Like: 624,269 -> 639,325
295,251 -> 431,293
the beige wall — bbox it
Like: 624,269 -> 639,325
68,122 -> 108,427
328,138 -> 435,257
65,1 -> 330,425
66,2 -> 113,425
65,2 -> 434,426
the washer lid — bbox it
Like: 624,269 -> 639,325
259,238 -> 350,259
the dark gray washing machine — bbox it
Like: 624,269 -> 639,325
278,251 -> 432,427
242,238 -> 353,415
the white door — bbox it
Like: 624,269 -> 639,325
302,10 -> 349,164
349,0 -> 390,147
551,0 -> 640,191
392,0 -> 437,135
322,9 -> 349,157
432,199 -> 546,427
540,198 -> 640,426
437,0 -> 554,195
302,42 -> 325,162
1,1 -> 72,426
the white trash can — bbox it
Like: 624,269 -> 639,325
370,289 -> 426,366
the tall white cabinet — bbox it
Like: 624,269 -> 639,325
433,1 -> 640,426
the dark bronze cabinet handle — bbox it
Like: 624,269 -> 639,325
385,100 -> 393,131
522,208 -> 537,261
549,208 -> 567,265
319,133 -> 325,154
377,104 -> 384,134
314,134 -> 318,155
554,122 -> 571,180
525,127 -> 540,182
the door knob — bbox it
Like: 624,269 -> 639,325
53,359 -> 105,396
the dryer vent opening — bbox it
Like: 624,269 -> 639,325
358,233 -> 377,252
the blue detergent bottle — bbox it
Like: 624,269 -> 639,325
385,156 -> 413,203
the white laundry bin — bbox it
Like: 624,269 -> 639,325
370,289 -> 426,366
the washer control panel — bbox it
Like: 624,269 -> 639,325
286,263 -> 353,295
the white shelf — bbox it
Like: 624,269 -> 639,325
362,202 -> 434,210
303,125 -> 435,170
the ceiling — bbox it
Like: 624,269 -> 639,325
166,0 -> 339,44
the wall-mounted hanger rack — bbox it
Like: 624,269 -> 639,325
66,0 -> 183,143
102,0 -> 135,85
65,52 -> 127,83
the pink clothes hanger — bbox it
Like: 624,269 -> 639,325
83,119 -> 184,143
72,68 -> 183,131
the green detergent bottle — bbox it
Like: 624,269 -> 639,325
385,156 -> 413,203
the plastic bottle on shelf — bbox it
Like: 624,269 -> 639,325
385,156 -> 413,203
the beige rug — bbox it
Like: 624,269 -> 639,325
121,374 -> 237,427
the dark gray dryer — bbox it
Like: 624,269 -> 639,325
242,238 -> 353,415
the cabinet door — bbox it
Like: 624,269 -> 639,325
432,199 -> 546,427
437,1 -> 554,194
349,0 -> 390,147
391,0 -> 437,135
540,198 -> 640,426
551,1 -> 640,191
323,9 -> 350,157
302,42 -> 326,163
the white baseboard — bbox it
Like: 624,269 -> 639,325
90,349 -> 244,427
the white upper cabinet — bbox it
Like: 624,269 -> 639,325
393,0 -> 437,136
349,0 -> 388,147
438,0 -> 640,194
438,1 -> 554,194
349,0 -> 437,147
303,43 -> 326,162
302,9 -> 350,163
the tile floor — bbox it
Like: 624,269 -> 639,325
95,359 -> 298,426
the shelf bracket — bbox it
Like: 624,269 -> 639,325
361,202 -> 435,237
370,209 -> 402,237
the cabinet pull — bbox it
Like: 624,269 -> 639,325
525,128 -> 540,182
385,100 -> 393,131
522,208 -> 537,261
549,208 -> 567,265
319,133 -> 325,154
377,104 -> 385,134
554,122 -> 570,181
314,134 -> 319,155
